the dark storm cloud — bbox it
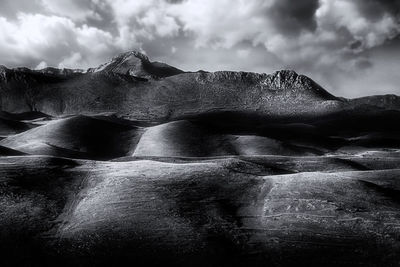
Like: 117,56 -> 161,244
354,0 -> 400,21
82,1 -> 118,34
268,0 -> 320,36
349,40 -> 363,50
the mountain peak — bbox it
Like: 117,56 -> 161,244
88,50 -> 183,79
273,69 -> 298,78
88,50 -> 148,75
269,70 -> 303,87
118,50 -> 150,62
106,50 -> 151,66
262,69 -> 336,98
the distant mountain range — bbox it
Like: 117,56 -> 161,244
0,51 -> 399,120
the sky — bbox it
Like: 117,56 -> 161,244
0,0 -> 399,97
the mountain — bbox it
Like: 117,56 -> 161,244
0,51 -> 398,120
347,94 -> 400,110
87,51 -> 184,79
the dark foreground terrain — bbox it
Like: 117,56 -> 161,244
0,110 -> 400,267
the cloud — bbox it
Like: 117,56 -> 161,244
353,0 -> 400,21
0,0 -> 399,97
0,13 -> 117,68
41,0 -> 94,21
166,0 -> 269,48
58,52 -> 83,68
0,0 -> 43,19
35,61 -> 48,70
267,0 -> 320,36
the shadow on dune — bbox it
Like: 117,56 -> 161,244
0,115 -> 144,160
0,110 -> 399,160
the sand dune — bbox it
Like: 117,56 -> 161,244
1,156 -> 398,266
1,150 -> 400,266
0,111 -> 399,266
133,120 -> 236,157
0,117 -> 38,136
53,163 -> 400,266
0,111 -> 49,136
0,115 -> 144,160
0,145 -> 25,156
133,120 -> 322,157
228,135 -> 323,156
1,112 -> 399,160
